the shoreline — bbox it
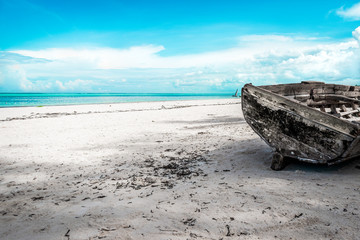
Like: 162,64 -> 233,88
0,97 -> 235,109
0,98 -> 240,121
0,94 -> 234,109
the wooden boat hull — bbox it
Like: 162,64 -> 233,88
241,83 -> 360,170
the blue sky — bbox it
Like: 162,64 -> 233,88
0,0 -> 360,93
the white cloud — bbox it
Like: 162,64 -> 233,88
0,61 -> 97,92
55,79 -> 95,91
1,27 -> 360,93
353,26 -> 360,44
337,2 -> 360,20
12,45 -> 166,69
0,64 -> 35,92
13,40 -> 311,70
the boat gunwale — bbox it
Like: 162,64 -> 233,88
242,83 -> 360,138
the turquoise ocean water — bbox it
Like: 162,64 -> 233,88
0,93 -> 233,107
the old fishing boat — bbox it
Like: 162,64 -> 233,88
241,81 -> 360,170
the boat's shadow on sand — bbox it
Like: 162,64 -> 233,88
205,137 -> 360,177
283,156 -> 360,173
164,114 -> 360,176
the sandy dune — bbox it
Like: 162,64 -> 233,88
0,99 -> 359,240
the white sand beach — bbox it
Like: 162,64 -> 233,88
0,99 -> 359,240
